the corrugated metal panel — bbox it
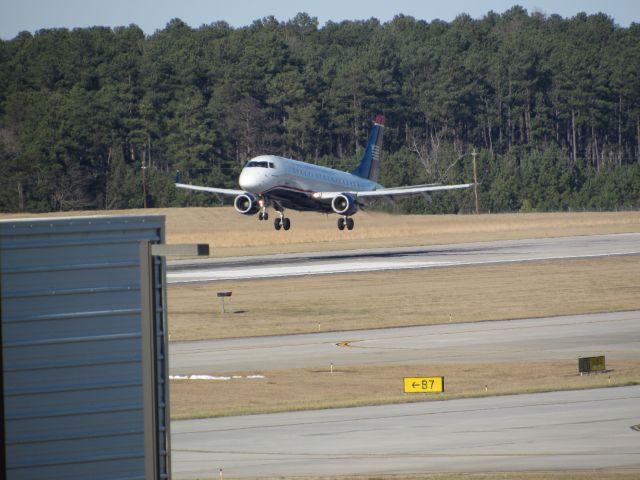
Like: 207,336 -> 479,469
1,215 -> 166,480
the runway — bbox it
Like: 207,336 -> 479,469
167,233 -> 640,283
169,311 -> 640,374
171,385 -> 640,478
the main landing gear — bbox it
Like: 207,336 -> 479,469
268,205 -> 291,231
274,212 -> 291,231
337,216 -> 354,231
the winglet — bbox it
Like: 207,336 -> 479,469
175,170 -> 181,183
374,114 -> 384,126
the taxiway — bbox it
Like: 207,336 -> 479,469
172,385 -> 640,478
169,310 -> 640,374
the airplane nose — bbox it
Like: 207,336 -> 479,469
239,169 -> 260,192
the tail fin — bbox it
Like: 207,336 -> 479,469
352,114 -> 384,182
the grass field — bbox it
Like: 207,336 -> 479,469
162,208 -> 640,257
167,256 -> 640,341
3,208 -> 639,257
170,359 -> 640,419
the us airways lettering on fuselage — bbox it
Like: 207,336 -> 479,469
176,115 -> 473,231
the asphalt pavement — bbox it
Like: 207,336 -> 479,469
167,233 -> 640,283
172,386 -> 640,478
169,310 -> 640,374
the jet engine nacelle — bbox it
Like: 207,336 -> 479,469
331,193 -> 358,216
234,192 -> 260,215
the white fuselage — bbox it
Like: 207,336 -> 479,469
239,155 -> 382,196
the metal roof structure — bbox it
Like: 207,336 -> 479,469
1,215 -> 170,480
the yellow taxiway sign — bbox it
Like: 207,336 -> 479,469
403,376 -> 444,393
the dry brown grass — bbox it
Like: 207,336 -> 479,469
3,208 -> 639,257
167,256 -> 640,341
164,209 -> 640,257
170,359 -> 640,419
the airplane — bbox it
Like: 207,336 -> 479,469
176,115 -> 472,231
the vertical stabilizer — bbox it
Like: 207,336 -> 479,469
352,115 -> 384,182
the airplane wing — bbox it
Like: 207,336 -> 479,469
356,183 -> 473,198
175,183 -> 245,196
313,183 -> 473,201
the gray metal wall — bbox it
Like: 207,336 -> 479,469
0,215 -> 169,480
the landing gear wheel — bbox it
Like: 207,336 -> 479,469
337,217 -> 345,230
258,212 -> 264,221
346,217 -> 354,230
274,218 -> 282,230
263,212 -> 269,221
283,217 -> 291,230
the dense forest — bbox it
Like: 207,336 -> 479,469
1,6 -> 639,214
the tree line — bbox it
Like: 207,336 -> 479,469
1,6 -> 639,213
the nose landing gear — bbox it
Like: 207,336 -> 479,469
257,199 -> 269,221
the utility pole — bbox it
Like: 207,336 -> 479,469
142,150 -> 148,209
471,149 -> 479,214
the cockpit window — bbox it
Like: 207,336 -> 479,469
246,160 -> 276,168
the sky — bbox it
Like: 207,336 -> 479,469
2,0 -> 639,40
